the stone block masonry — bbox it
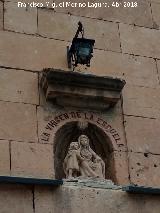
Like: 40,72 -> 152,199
0,184 -> 33,213
90,50 -> 159,88
0,140 -> 10,176
0,29 -> 159,89
4,1 -> 37,34
157,60 -> 160,77
0,101 -> 38,142
123,85 -> 160,118
129,152 -> 160,187
11,142 -> 54,178
0,183 -> 159,213
151,2 -> 160,29
150,0 -> 160,4
120,23 -> 160,59
38,10 -> 121,52
124,116 -> 160,154
34,184 -> 160,213
0,0 -> 160,210
54,0 -> 153,28
0,31 -> 68,71
0,68 -> 39,105
0,1 -> 3,29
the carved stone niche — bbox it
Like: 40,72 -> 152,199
41,69 -> 125,110
54,121 -> 117,181
41,69 -> 126,182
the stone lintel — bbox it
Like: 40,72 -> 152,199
41,69 -> 125,110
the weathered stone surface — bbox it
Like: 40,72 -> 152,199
123,85 -> 160,118
35,184 -> 160,213
38,105 -> 128,182
35,186 -> 54,213
11,141 -> 54,178
41,69 -> 125,111
0,1 -> 3,29
157,59 -> 160,78
0,184 -> 33,213
124,116 -> 160,154
38,10 -> 121,52
0,101 -> 37,142
0,68 -> 39,104
120,23 -> 160,58
0,30 -> 158,87
37,104 -> 127,151
151,0 -> 160,3
0,30 -> 68,71
0,140 -> 10,175
4,1 -> 37,34
89,50 -> 159,88
152,3 -> 160,29
54,0 -> 153,28
129,152 -> 160,187
113,151 -> 129,185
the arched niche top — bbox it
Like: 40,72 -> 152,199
40,111 -> 124,152
53,121 -> 117,182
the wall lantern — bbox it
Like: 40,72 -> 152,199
67,22 -> 95,70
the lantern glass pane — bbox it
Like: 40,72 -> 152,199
72,38 -> 94,66
78,47 -> 90,56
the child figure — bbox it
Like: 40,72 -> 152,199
63,142 -> 80,179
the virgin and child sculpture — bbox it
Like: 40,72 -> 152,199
63,135 -> 105,179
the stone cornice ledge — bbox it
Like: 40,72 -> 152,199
41,69 -> 126,110
0,176 -> 63,186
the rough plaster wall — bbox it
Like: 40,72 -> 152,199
0,0 -> 160,211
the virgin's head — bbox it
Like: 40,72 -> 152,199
78,135 -> 89,148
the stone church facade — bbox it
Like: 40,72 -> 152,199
0,0 -> 160,212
